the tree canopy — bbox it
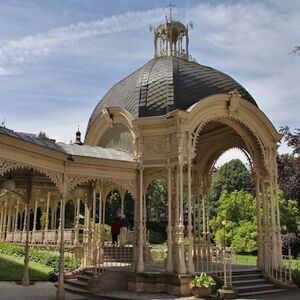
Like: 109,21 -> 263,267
209,159 -> 254,211
210,190 -> 257,253
277,127 -> 300,204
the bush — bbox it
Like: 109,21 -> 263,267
149,230 -> 165,244
281,233 -> 300,257
292,269 -> 300,287
0,242 -> 80,280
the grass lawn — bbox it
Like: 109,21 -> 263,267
0,253 -> 52,281
235,254 -> 257,266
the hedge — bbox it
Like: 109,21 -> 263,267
0,242 -> 80,281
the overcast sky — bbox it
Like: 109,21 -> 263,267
0,0 -> 299,164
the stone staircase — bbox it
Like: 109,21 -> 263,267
63,267 -> 103,296
232,268 -> 288,297
63,245 -> 133,295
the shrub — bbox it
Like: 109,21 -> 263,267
281,233 -> 300,257
149,230 -> 165,244
0,242 -> 80,280
292,269 -> 300,287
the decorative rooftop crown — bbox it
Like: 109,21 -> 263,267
150,2 -> 193,60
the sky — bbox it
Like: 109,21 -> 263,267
0,0 -> 299,165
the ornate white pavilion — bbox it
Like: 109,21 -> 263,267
0,8 -> 291,300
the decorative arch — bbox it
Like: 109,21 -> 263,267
84,106 -> 136,148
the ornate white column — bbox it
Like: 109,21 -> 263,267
33,198 -> 38,231
261,178 -> 269,271
255,175 -> 263,268
270,175 -> 282,269
166,165 -> 174,273
176,167 -> 180,222
22,179 -> 32,286
54,204 -> 57,229
187,155 -> 195,274
7,204 -> 12,234
136,166 -> 145,273
14,199 -> 19,232
92,189 -> 96,225
74,197 -> 80,245
57,190 -> 66,300
121,192 -> 124,216
0,204 -> 3,239
269,175 -> 277,269
177,162 -> 187,274
22,205 -> 27,234
3,202 -> 8,236
98,191 -> 102,225
102,199 -> 106,225
45,192 -> 50,231
274,179 -> 283,267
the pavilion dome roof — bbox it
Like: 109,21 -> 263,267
86,11 -> 257,135
86,56 -> 257,132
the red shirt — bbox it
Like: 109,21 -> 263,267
111,222 -> 120,235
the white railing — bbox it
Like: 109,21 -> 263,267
43,230 -> 57,244
264,242 -> 293,286
193,243 -> 233,287
5,232 -> 14,242
13,231 -> 22,243
31,230 -> 44,244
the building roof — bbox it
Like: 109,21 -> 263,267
0,127 -> 133,162
0,127 -> 65,152
87,56 -> 257,133
57,143 -> 134,161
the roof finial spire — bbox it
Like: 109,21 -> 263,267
75,125 -> 83,145
167,2 -> 175,22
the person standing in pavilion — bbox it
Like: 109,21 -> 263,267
111,218 -> 120,246
119,214 -> 129,246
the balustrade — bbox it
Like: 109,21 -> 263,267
13,231 -> 22,243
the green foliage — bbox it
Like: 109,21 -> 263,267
105,190 -> 121,224
292,269 -> 300,287
37,131 -> 48,140
231,221 -> 257,253
278,127 -> 300,205
209,159 -> 254,215
148,230 -> 165,244
145,178 -> 168,243
146,178 -> 167,222
211,190 -> 257,253
190,273 -> 216,288
278,189 -> 300,234
0,242 -> 80,281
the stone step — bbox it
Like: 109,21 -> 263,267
76,274 -> 91,281
63,282 -> 92,296
238,288 -> 289,297
233,278 -> 267,286
237,283 -> 275,292
232,273 -> 262,279
65,278 -> 88,288
232,268 -> 261,275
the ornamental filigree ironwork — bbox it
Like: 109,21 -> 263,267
143,136 -> 166,157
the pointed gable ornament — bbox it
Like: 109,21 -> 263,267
228,89 -> 241,116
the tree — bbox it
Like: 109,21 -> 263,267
210,190 -> 257,253
105,190 -> 121,224
278,189 -> 300,234
146,178 -> 167,222
209,159 -> 254,212
37,131 -> 49,140
291,46 -> 300,56
277,127 -> 300,204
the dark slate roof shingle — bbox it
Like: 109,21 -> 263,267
86,56 -> 257,134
